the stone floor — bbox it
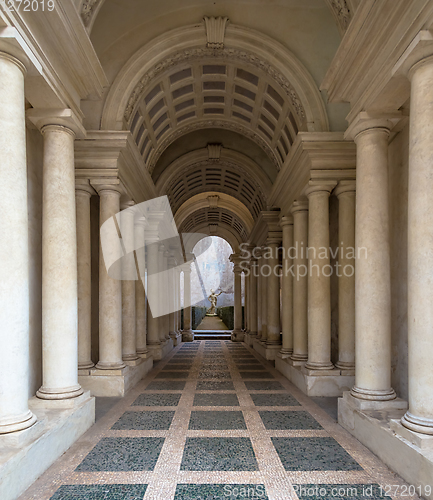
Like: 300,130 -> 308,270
19,341 -> 419,500
195,315 -> 229,330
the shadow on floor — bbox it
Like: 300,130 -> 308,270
95,397 -> 122,422
310,397 -> 339,421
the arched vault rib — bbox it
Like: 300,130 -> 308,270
101,22 -> 329,172
157,148 -> 271,221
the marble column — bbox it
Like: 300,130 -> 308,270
163,249 -> 171,340
37,123 -> 84,400
121,201 -> 138,362
93,183 -> 125,370
401,55 -> 433,434
0,48 -> 37,432
256,250 -> 263,340
168,253 -> 177,339
290,202 -> 309,362
135,217 -> 148,355
280,216 -> 294,355
146,237 -> 161,346
157,245 -> 166,342
244,270 -> 250,333
249,257 -> 258,338
175,268 -> 181,334
266,239 -> 282,345
335,181 -> 356,372
76,181 -> 95,370
260,249 -> 268,342
305,182 -> 335,372
183,263 -> 193,336
347,115 -> 396,401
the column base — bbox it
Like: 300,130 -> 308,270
276,355 -> 354,397
182,330 -> 194,342
243,332 -> 257,347
95,360 -> 126,370
170,332 -> 182,346
252,339 -> 280,360
231,329 -> 244,342
78,360 -> 153,397
304,361 -> 335,372
78,361 -> 95,370
0,392 -> 94,500
147,338 -> 174,360
337,393 -> 433,500
123,353 -> 140,362
0,410 -> 37,435
350,385 -> 397,401
36,384 -> 84,401
279,348 -> 293,359
401,411 -> 433,436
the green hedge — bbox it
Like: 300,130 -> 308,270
192,306 -> 207,330
216,306 -> 244,330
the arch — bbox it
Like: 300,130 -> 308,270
175,192 -> 254,235
101,22 -> 329,141
157,148 -> 272,220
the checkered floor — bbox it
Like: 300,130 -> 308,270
19,341 -> 418,500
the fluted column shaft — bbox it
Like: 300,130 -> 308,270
402,56 -> 433,434
168,254 -> 177,337
266,239 -> 281,345
244,271 -> 249,333
37,125 -> 84,399
350,118 -> 395,401
163,250 -> 171,339
95,186 -> 125,370
280,217 -> 294,355
158,245 -> 166,342
290,202 -> 308,362
335,182 -> 356,371
305,183 -> 335,371
256,251 -> 263,339
121,202 -> 138,362
0,50 -> 37,432
76,183 -> 94,370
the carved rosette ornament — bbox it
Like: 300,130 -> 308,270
80,0 -> 101,27
330,0 -> 351,32
123,48 -> 306,123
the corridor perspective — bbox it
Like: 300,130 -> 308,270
20,341 -> 412,500
2,1 -> 433,499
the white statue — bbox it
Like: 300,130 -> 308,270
207,289 -> 224,315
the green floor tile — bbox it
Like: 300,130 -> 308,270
111,411 -> 175,430
251,393 -> 301,406
292,484 -> 392,499
145,381 -> 186,390
272,437 -> 363,471
76,437 -> 164,471
194,393 -> 240,406
259,411 -> 323,430
132,393 -> 182,406
181,437 -> 258,471
189,411 -> 247,430
174,484 -> 268,499
50,484 -> 148,500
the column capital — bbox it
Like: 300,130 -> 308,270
75,179 -> 96,196
393,30 -> 433,80
345,111 -> 402,142
279,215 -> 294,228
27,108 -> 86,138
305,180 -> 337,198
90,178 -> 124,196
290,200 -> 309,215
334,180 -> 356,198
121,200 -> 135,211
